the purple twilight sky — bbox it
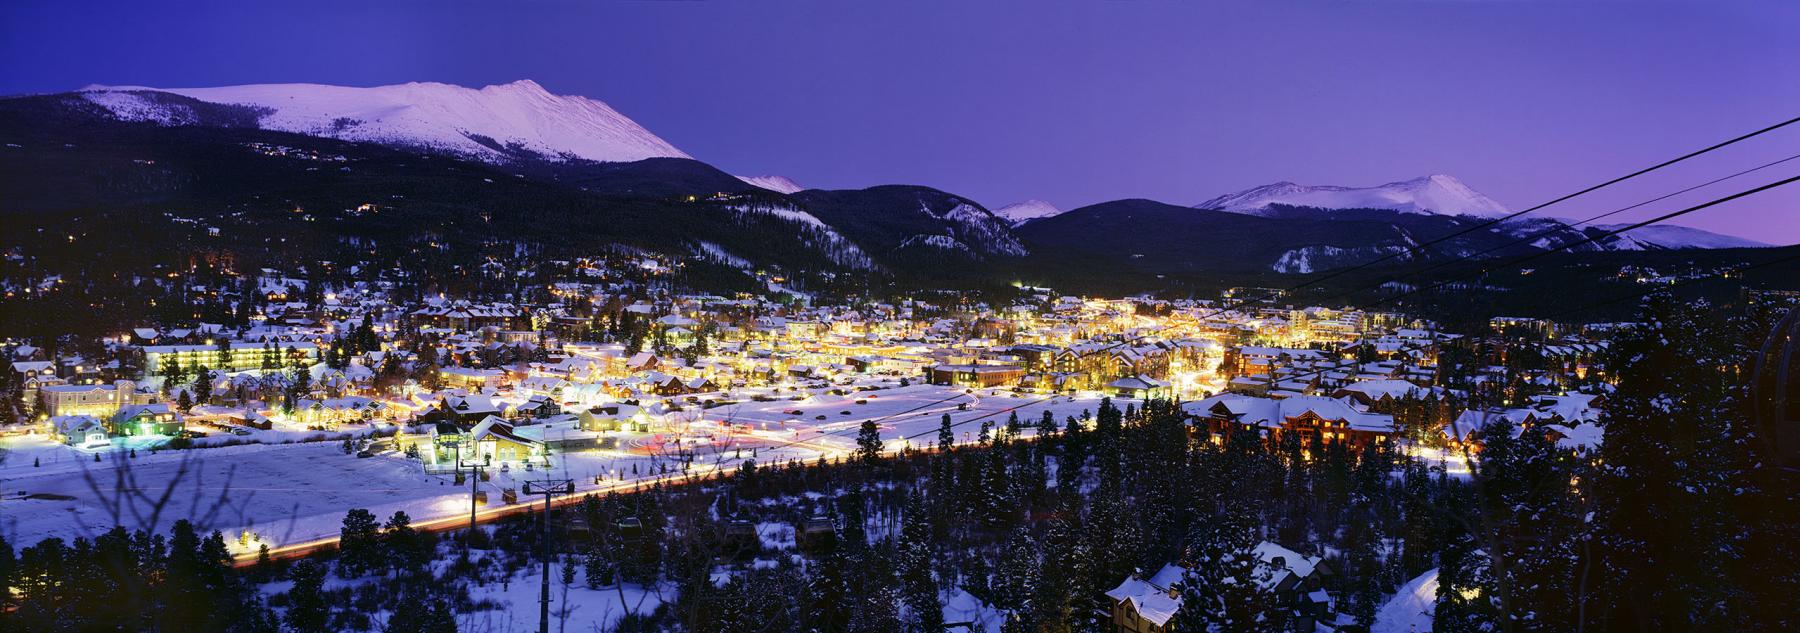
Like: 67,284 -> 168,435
3,0 -> 1797,243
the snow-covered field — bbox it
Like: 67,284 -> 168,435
0,384 -> 1103,554
0,439 -> 464,548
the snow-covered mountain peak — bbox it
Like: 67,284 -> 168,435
80,80 -> 689,164
991,199 -> 1064,226
1198,174 -> 1510,217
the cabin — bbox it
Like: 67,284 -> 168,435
579,403 -> 647,433
1104,564 -> 1186,633
110,403 -> 182,437
514,394 -> 563,419
1252,542 -> 1337,630
442,394 -> 503,423
469,416 -> 543,465
52,415 -> 110,447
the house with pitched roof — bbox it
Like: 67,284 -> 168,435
469,416 -> 543,465
1104,563 -> 1187,633
1184,394 -> 1397,448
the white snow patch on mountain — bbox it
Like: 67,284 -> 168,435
727,204 -> 876,270
692,241 -> 752,270
1590,223 -> 1769,250
897,234 -> 973,252
79,90 -> 207,126
1273,245 -> 1348,274
1272,244 -> 1410,274
1199,175 -> 1510,217
736,175 -> 804,194
727,203 -> 831,230
991,199 -> 1063,226
81,80 -> 688,164
941,203 -> 1029,256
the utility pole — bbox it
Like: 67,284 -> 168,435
523,477 -> 574,633
438,436 -> 487,533
461,451 -> 486,533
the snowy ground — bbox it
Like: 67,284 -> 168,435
0,384 -> 1104,555
0,438 -> 464,549
0,383 -> 1117,631
1372,568 -> 1439,633
717,383 -> 1104,452
460,561 -> 672,633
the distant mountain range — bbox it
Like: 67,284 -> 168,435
991,199 -> 1062,226
1197,175 -> 1511,217
0,79 -> 1775,289
1582,223 -> 1766,250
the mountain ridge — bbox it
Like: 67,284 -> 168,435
79,79 -> 688,164
1198,174 -> 1511,217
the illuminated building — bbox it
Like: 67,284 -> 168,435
143,342 -> 319,376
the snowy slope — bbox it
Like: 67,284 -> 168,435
80,80 -> 688,163
1199,175 -> 1510,217
991,199 -> 1064,226
938,202 -> 1029,256
736,174 -> 804,194
1589,223 -> 1770,250
1372,568 -> 1439,633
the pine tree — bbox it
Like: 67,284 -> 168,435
848,545 -> 903,633
337,508 -> 381,577
938,413 -> 954,450
856,420 -> 883,463
383,510 -> 424,575
1434,530 -> 1499,633
991,527 -> 1042,617
189,369 -> 213,406
1174,505 -> 1271,631
896,492 -> 943,631
585,548 -> 616,588
838,486 -> 868,550
1341,505 -> 1385,627
1588,296 -> 1793,629
250,543 -> 272,582
284,559 -> 331,633
805,549 -> 853,630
